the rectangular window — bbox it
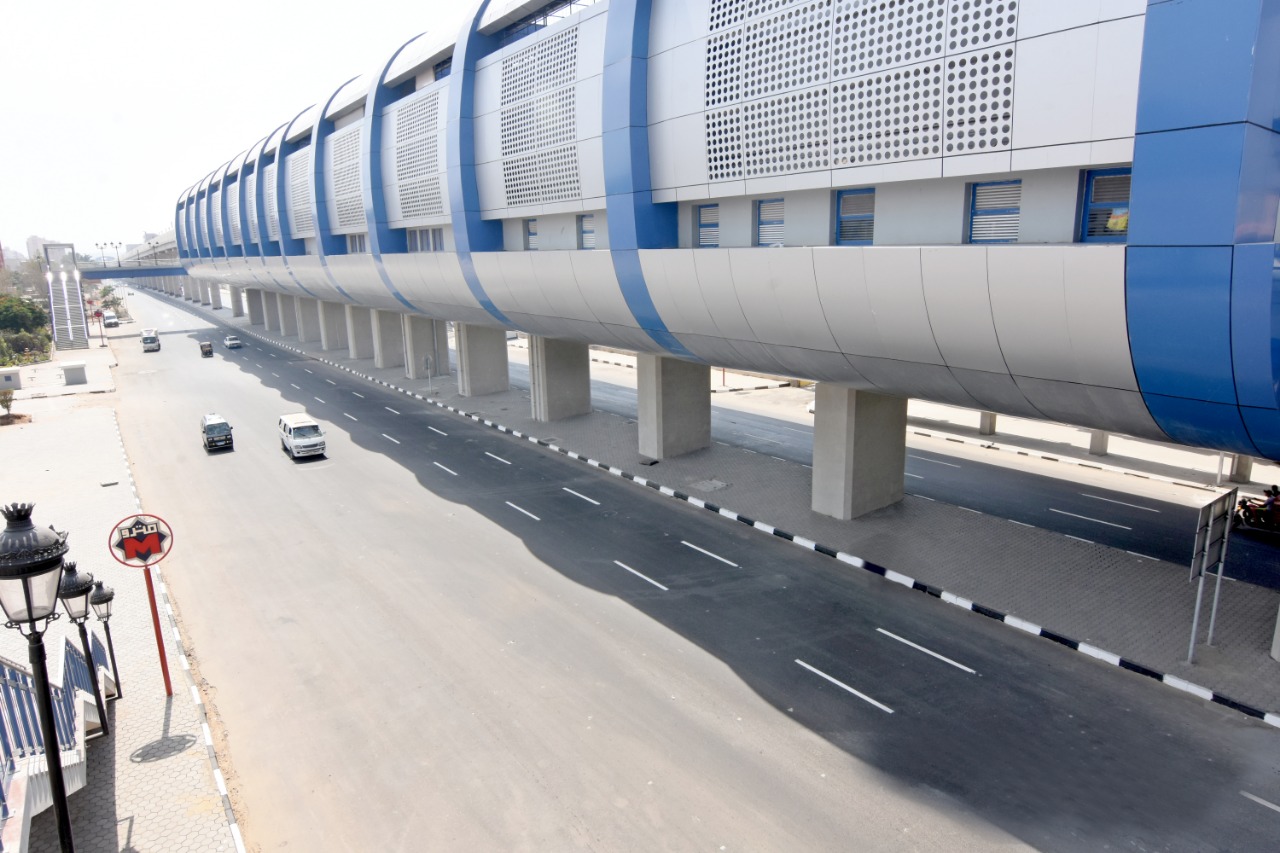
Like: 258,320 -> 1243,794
697,204 -> 719,248
578,214 -> 595,249
346,233 -> 367,254
756,198 -> 784,246
968,180 -> 1021,244
835,189 -> 875,245
434,58 -> 452,80
523,219 -> 539,250
1080,168 -> 1131,243
407,227 -> 444,252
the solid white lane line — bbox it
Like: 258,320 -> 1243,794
1049,508 -> 1132,530
563,488 -> 599,505
428,426 -> 448,436
613,560 -> 668,591
795,659 -> 893,714
352,392 -> 364,398
876,628 -> 976,674
383,434 -> 400,444
1241,791 -> 1280,815
905,473 -> 923,479
326,379 -> 337,385
506,501 -> 540,521
290,384 -> 301,389
344,413 -> 357,421
314,397 -> 326,404
485,451 -> 511,465
433,462 -> 458,476
1081,493 -> 1161,513
385,407 -> 400,415
681,541 -> 738,567
908,454 -> 960,468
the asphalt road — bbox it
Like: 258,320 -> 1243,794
112,292 -> 1280,852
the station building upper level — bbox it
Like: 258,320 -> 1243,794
174,0 -> 1280,462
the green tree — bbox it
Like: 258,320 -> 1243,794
0,390 -> 12,417
0,295 -> 49,333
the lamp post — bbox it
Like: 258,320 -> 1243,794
0,503 -> 77,853
90,581 -> 120,698
58,562 -> 108,737
110,242 -> 121,267
94,242 -> 108,266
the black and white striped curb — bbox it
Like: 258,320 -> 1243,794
181,307 -> 1280,730
111,411 -> 247,853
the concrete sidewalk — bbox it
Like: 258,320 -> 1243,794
169,287 -> 1280,724
0,341 -> 241,851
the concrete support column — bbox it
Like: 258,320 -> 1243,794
345,305 -> 374,360
319,301 -> 348,351
372,309 -> 405,369
262,291 -> 281,331
209,283 -> 224,310
530,336 -> 592,422
297,297 -> 321,343
637,354 -> 711,460
1229,454 -> 1254,484
456,323 -> 509,397
403,316 -> 450,380
230,286 -> 244,317
811,384 -> 908,520
199,282 -> 211,305
979,412 -> 997,436
1088,430 -> 1109,457
246,288 -> 265,326
278,294 -> 298,337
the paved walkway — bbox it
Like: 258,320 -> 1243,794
0,341 -> 240,850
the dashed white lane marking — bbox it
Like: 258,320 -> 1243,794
269,353 -> 277,358
314,397 -> 326,404
352,392 -> 364,398
1010,519 -> 1034,527
255,363 -> 263,368
433,461 -> 458,476
428,426 -> 448,436
960,507 -> 982,514
271,372 -> 279,377
1241,791 -> 1280,814
343,413 -> 357,421
743,431 -> 781,444
290,383 -> 301,389
326,379 -> 337,385
1081,493 -> 1161,513
613,560 -> 668,591
905,473 -> 923,479
485,451 -> 512,465
385,407 -> 400,415
1065,534 -> 1094,544
795,659 -> 894,714
1049,508 -> 1132,530
506,501 -> 540,521
681,540 -> 738,567
383,434 -> 400,444
563,488 -> 599,505
1126,550 -> 1158,561
304,368 -> 313,373
915,495 -> 936,502
908,454 -> 960,468
770,455 -> 786,462
876,628 -> 976,674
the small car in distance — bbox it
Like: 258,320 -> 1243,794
200,341 -> 214,358
200,413 -> 234,451
223,335 -> 243,349
278,413 -> 326,459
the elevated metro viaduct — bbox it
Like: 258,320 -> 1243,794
170,0 -> 1280,519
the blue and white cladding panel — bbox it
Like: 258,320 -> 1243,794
175,0 -> 1280,460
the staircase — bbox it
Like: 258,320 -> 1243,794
46,273 -> 90,351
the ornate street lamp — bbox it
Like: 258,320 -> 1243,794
90,581 -> 120,698
0,503 -> 76,852
110,242 -> 122,267
58,562 -> 108,737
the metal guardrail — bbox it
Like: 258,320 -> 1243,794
84,258 -> 178,270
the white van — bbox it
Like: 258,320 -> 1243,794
102,310 -> 119,328
140,328 -> 160,352
278,413 -> 325,459
200,414 -> 234,451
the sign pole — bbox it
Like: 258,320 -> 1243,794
108,513 -> 176,698
143,563 -> 173,697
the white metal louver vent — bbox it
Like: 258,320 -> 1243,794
757,198 -> 785,244
329,125 -> 365,231
394,92 -> 445,219
832,0 -> 946,78
970,180 -> 1020,242
831,62 -> 944,166
743,86 -> 830,177
502,145 -> 581,206
500,27 -> 577,107
211,190 -> 224,246
501,88 -> 576,158
944,45 -> 1015,153
246,173 -> 260,242
742,1 -> 833,101
697,205 -> 720,247
226,180 -> 242,245
264,163 -> 281,242
287,148 -> 315,239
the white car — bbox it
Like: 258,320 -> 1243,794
223,335 -> 243,349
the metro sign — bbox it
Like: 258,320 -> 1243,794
109,514 -> 174,567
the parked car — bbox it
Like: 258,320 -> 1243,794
223,334 -> 242,349
200,414 -> 234,451
102,310 -> 119,328
278,413 -> 326,459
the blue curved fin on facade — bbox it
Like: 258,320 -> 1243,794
601,0 -> 697,360
446,1 -> 516,328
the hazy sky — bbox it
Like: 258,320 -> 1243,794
0,0 -> 469,259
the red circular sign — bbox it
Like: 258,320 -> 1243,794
108,513 -> 174,568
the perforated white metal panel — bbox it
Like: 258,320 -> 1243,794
503,146 -> 582,206
500,27 -> 577,107
833,0 -> 946,78
197,203 -> 208,248
706,107 -> 744,180
949,0 -> 1018,51
705,29 -> 743,108
264,163 -> 281,242
945,45 -> 1015,153
832,62 -> 943,166
287,148 -> 315,239
501,89 -> 576,157
211,190 -> 225,246
226,181 -> 242,245
246,173 -> 260,242
329,125 -> 365,231
187,207 -> 197,250
743,1 -> 833,101
709,0 -> 798,30
394,91 -> 444,219
744,87 -> 830,176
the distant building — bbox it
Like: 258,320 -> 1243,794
25,235 -> 56,264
